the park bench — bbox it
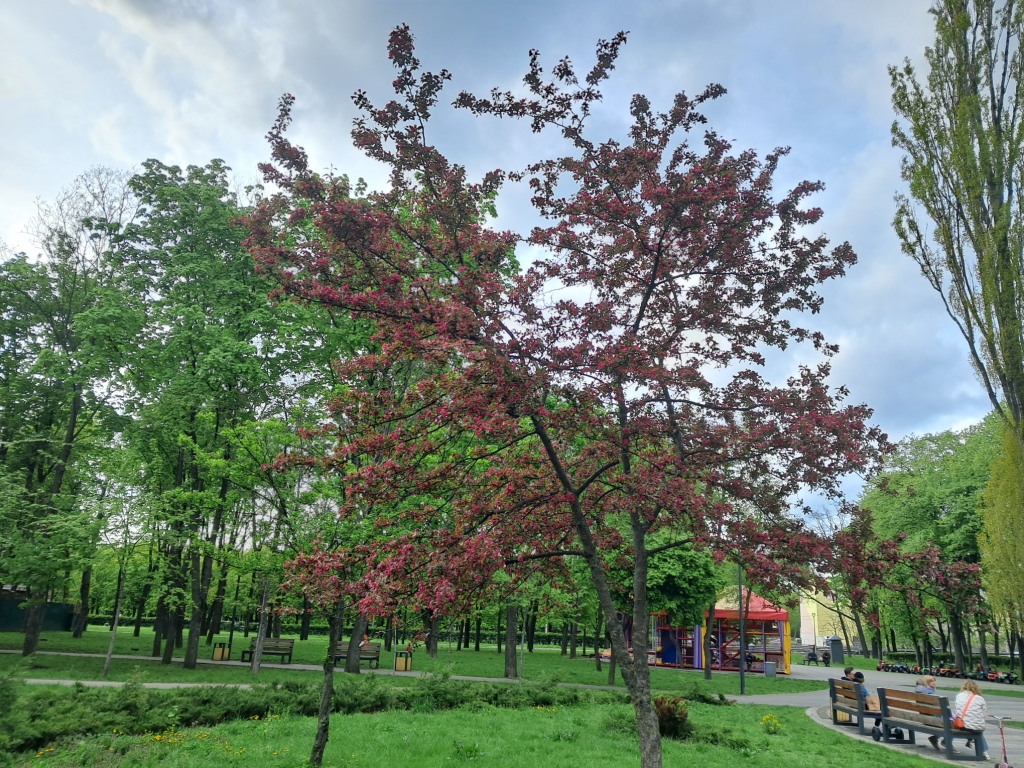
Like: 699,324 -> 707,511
239,637 -> 294,664
828,678 -> 880,736
877,688 -> 984,761
333,640 -> 382,668
805,650 -> 820,665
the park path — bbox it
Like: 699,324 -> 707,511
9,649 -> 1024,762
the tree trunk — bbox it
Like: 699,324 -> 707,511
183,547 -> 206,669
134,549 -> 156,638
101,566 -> 126,680
569,621 -> 578,659
594,612 -> 603,672
175,608 -> 184,648
703,602 -> 716,679
309,601 -> 345,768
345,613 -> 369,674
504,604 -> 518,678
496,606 -> 502,654
1016,627 -> 1024,676
978,620 -> 990,670
204,565 -> 229,643
464,617 -> 471,649
426,614 -> 439,658
837,610 -> 852,652
249,579 -> 271,675
133,582 -> 151,638
151,597 -> 166,657
161,608 -> 177,664
578,528 -> 661,768
526,599 -> 539,652
852,609 -> 869,657
299,602 -> 311,643
457,619 -> 463,651
949,610 -> 966,671
607,630 -> 616,685
474,616 -> 481,651
72,567 -> 91,638
21,597 -> 45,656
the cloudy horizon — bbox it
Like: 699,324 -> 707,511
0,0 -> 993,500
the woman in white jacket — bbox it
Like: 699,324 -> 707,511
954,679 -> 989,759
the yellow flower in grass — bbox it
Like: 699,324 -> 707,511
760,713 -> 783,735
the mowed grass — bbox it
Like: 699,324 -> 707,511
0,629 -> 825,696
0,654 -> 327,686
5,701 -> 939,768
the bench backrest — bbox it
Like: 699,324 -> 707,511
830,678 -> 863,707
878,688 -> 950,725
248,638 -> 295,651
335,641 -> 381,653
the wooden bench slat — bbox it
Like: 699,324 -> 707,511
877,688 -> 985,762
333,640 -> 382,668
239,637 -> 295,664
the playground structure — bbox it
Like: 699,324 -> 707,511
628,591 -> 792,675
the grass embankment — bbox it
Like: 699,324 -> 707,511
3,701 -> 938,768
1,630 -> 826,696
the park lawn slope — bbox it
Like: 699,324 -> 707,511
0,631 -> 826,696
4,702 -> 937,768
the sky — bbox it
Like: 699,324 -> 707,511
0,0 -> 994,498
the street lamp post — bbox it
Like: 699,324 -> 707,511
738,563 -> 746,696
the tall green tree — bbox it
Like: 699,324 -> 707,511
891,0 -> 1024,446
108,160 -> 279,669
0,168 -> 137,654
859,418 -> 998,667
979,424 -> 1024,667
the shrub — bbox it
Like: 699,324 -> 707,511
2,673 -> 629,754
689,724 -> 761,753
653,696 -> 692,740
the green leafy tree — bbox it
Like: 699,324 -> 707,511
892,0 -> 1024,448
891,3 -> 1024,633
0,168 -> 137,654
860,418 -> 998,666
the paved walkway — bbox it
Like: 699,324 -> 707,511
780,660 -> 1024,763
9,648 -> 1024,761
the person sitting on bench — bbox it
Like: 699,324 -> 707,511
806,649 -> 818,664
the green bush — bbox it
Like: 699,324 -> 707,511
1,672 -> 629,754
653,696 -> 692,740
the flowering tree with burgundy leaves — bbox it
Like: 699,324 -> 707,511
247,27 -> 887,767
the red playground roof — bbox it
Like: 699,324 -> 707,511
709,590 -> 789,621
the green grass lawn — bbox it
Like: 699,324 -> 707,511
0,654 -> 328,686
1,630 -> 825,697
0,627 -> 335,664
4,701 -> 939,768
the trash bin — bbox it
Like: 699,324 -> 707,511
213,641 -> 229,661
764,661 -> 777,678
394,650 -> 412,672
827,635 -> 844,665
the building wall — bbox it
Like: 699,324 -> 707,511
798,592 -> 843,647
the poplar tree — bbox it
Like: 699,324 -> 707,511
891,0 -> 1024,632
891,0 -> 1024,444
